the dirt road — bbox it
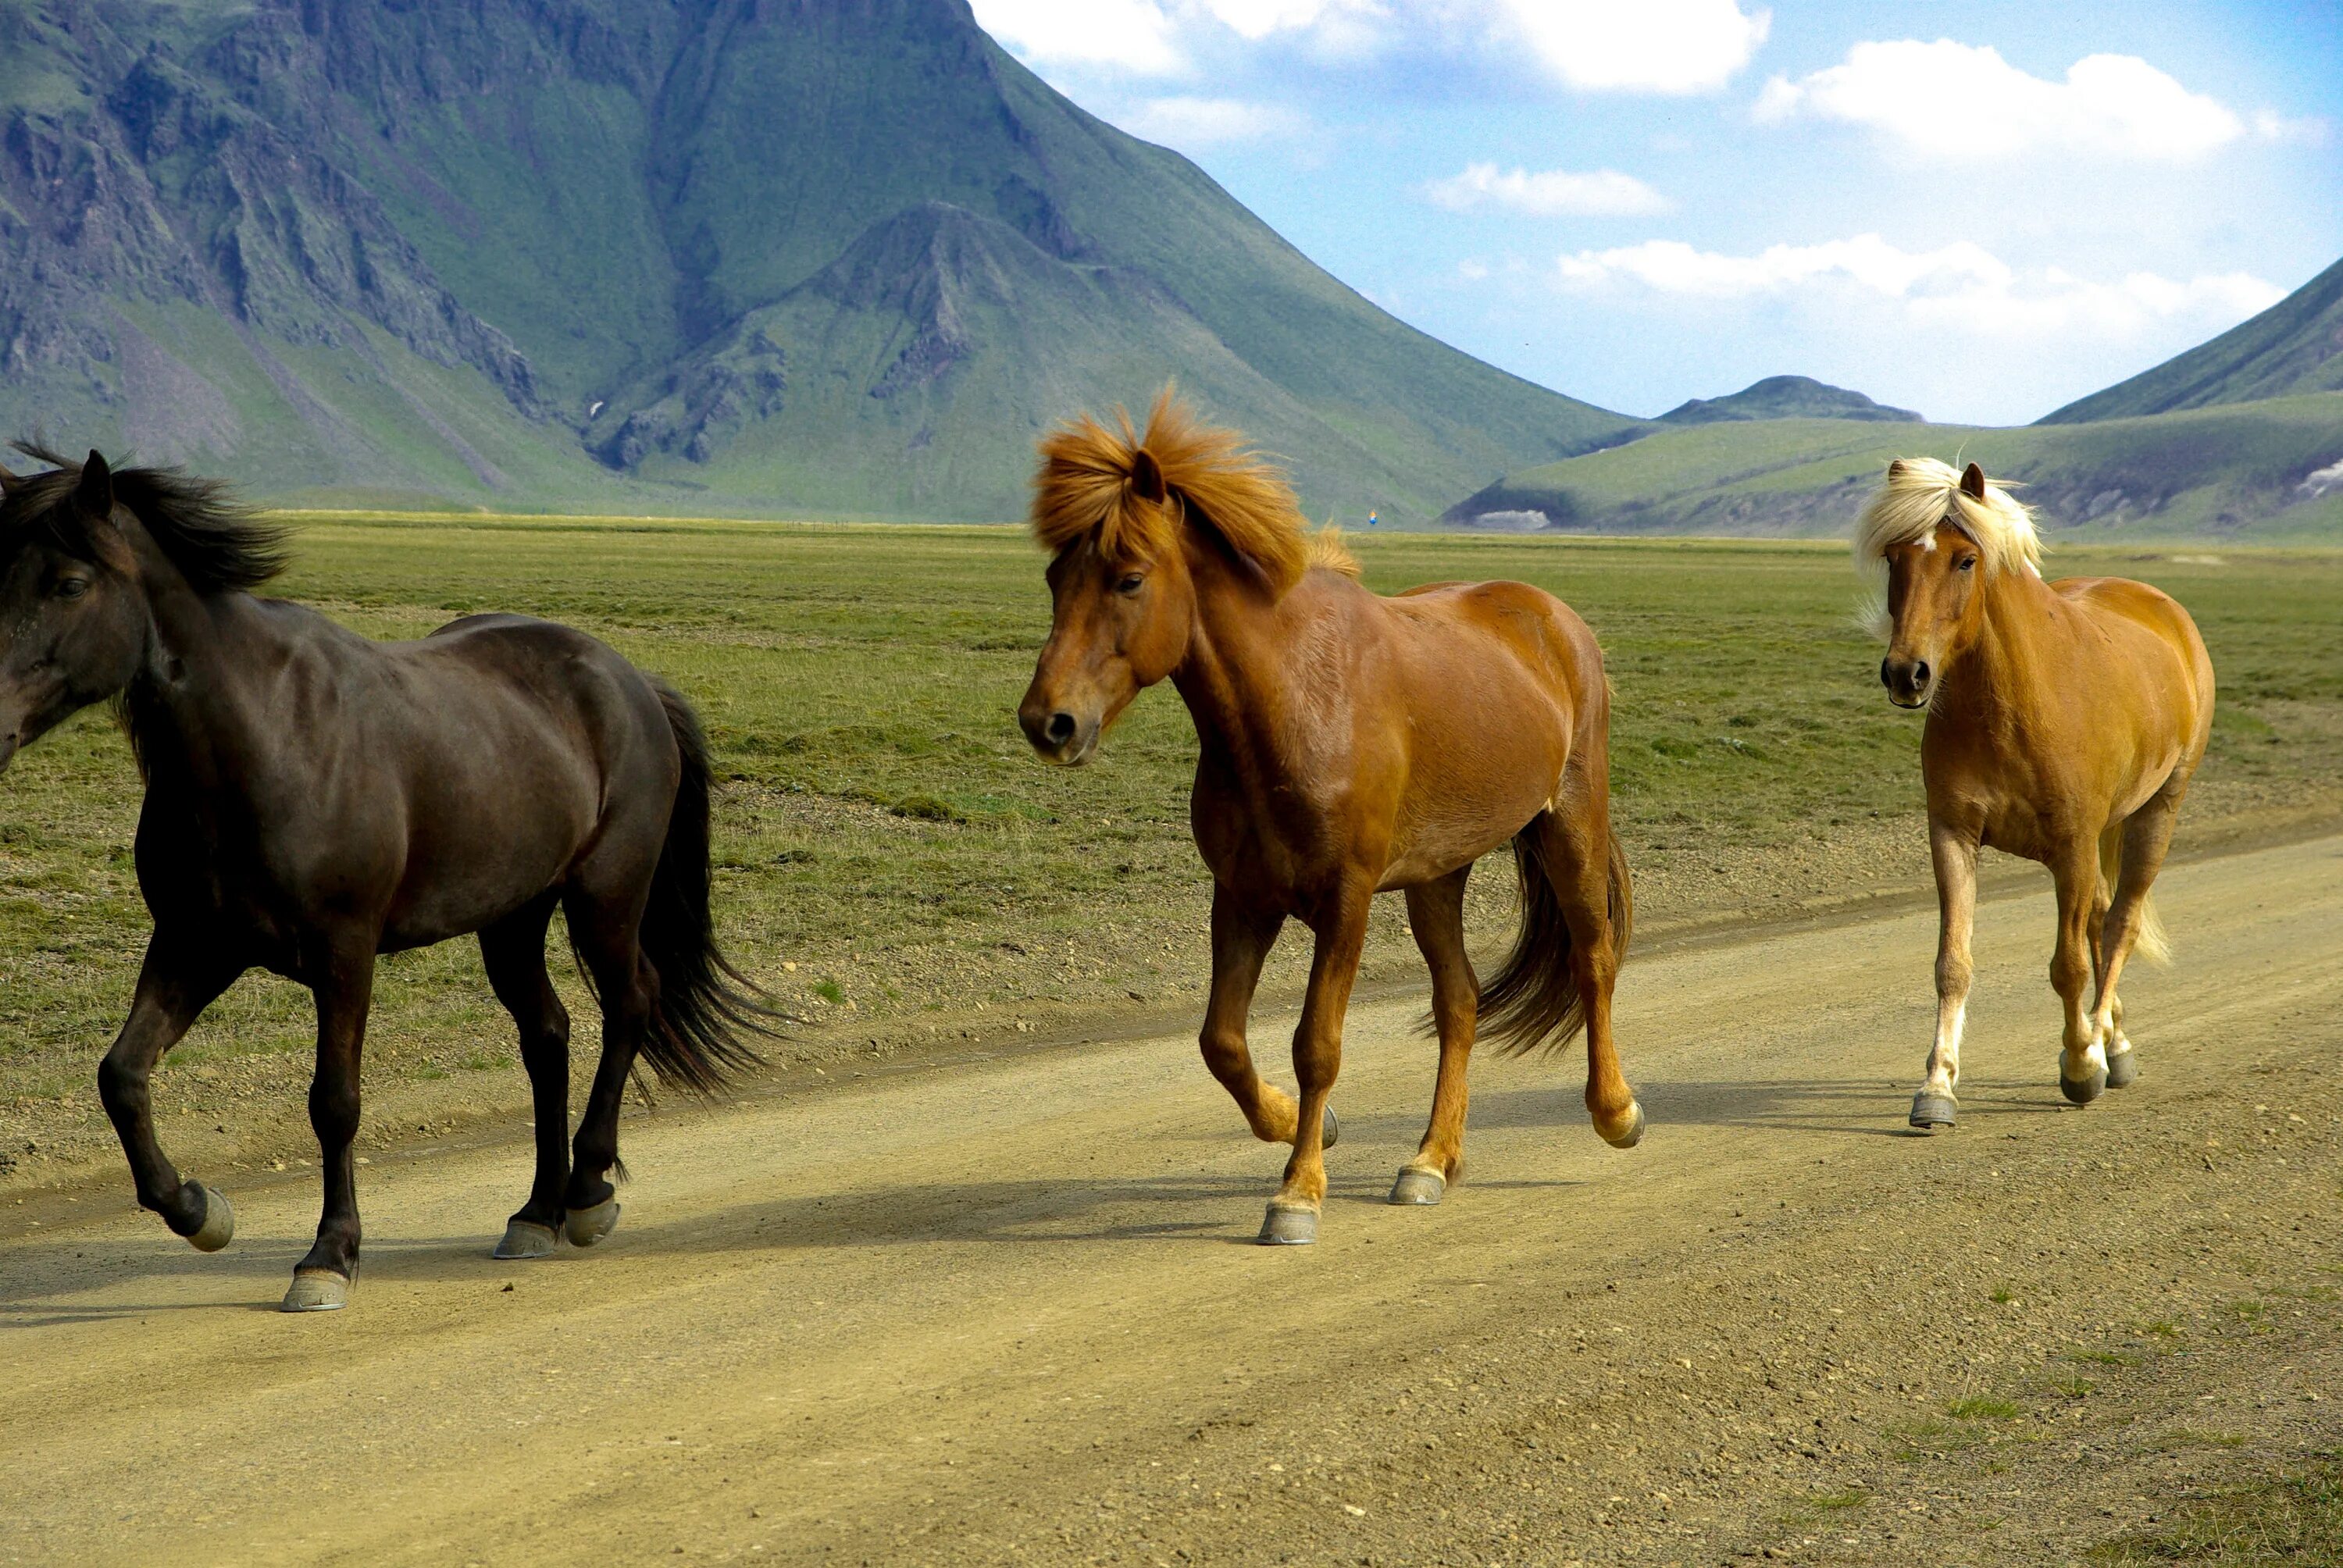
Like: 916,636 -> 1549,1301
5,835 -> 2340,1566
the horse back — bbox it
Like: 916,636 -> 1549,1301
2049,576 -> 2216,732
301,609 -> 674,943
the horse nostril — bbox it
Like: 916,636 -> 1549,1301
1879,657 -> 1892,690
1910,661 -> 1930,689
1044,711 -> 1076,746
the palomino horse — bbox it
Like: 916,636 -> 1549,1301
1018,396 -> 1642,1245
0,449 -> 769,1310
1860,458 -> 2214,1129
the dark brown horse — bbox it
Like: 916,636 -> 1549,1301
1018,396 -> 1642,1246
1860,458 -> 2214,1128
0,448 -> 769,1310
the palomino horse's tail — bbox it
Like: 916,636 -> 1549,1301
2099,831 -> 2172,968
629,682 -> 777,1094
1478,819 -> 1633,1057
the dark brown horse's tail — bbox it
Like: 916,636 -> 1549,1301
634,682 -> 776,1095
1477,819 -> 1633,1058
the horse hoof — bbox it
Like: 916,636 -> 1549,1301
1909,1092 -> 1958,1131
1599,1100 -> 1646,1149
494,1220 -> 561,1260
1321,1105 -> 1340,1150
2105,1050 -> 2138,1090
281,1269 -> 351,1313
1389,1167 -> 1446,1206
2059,1068 -> 2108,1106
1257,1203 -> 1318,1245
186,1184 -> 235,1253
565,1199 -> 621,1248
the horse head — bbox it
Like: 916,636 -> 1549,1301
0,451 -> 154,775
1018,393 -> 1307,765
1858,458 -> 2038,710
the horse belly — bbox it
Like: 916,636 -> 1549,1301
380,773 -> 600,949
1378,708 -> 1569,888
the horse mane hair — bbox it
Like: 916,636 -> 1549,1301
1853,457 -> 2040,640
1855,456 -> 2041,577
1031,390 -> 1324,597
1307,525 -> 1361,578
1,443 -> 288,594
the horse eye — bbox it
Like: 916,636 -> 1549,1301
53,577 -> 91,600
1116,573 -> 1145,595
1956,557 -> 1977,572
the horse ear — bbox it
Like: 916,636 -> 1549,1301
1129,447 -> 1167,505
76,451 -> 115,517
0,459 -> 19,497
1885,459 -> 1906,479
1959,461 -> 1987,501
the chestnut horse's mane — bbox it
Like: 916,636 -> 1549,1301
1032,392 -> 1354,594
1854,456 -> 2042,578
1853,457 -> 2041,641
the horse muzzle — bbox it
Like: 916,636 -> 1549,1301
1879,655 -> 1934,710
1018,704 -> 1100,766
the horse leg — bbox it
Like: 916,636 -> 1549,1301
97,935 -> 240,1248
482,893 -> 572,1259
1393,866 -> 1475,1204
2049,840 -> 2106,1105
284,945 -> 376,1311
1911,818 -> 1978,1130
1535,808 -> 1642,1149
2095,794 -> 2181,1089
1260,881 -> 1371,1245
561,886 -> 656,1248
1200,883 -> 1308,1144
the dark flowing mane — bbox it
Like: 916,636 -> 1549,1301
2,443 -> 288,593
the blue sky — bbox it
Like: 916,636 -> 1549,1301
967,0 -> 2341,425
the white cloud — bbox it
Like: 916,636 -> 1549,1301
1496,0 -> 1770,94
1196,0 -> 1386,43
1425,162 -> 1669,216
1555,233 -> 2283,338
2252,109 -> 2332,146
1756,41 -> 2245,161
974,0 -> 1764,94
968,0 -> 1185,74
1122,95 -> 1309,145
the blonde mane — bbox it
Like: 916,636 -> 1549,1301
1855,457 -> 2042,576
1031,390 -> 1321,596
1853,457 -> 2041,640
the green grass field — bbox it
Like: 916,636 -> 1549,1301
2,522 -> 2339,1174
1454,395 -> 2343,541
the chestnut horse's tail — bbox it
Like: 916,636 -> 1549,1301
1478,818 -> 1634,1057
2098,830 -> 2172,968
630,682 -> 776,1094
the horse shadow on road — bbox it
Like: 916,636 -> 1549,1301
0,1074 -> 2081,1321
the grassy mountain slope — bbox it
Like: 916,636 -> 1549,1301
1443,395 -> 2343,541
1659,375 -> 1920,426
0,0 -> 1636,520
2042,256 -> 2343,423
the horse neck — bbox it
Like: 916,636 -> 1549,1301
1939,566 -> 2056,722
1167,541 -> 1307,778
118,515 -> 272,772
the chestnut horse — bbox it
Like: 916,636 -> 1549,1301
1860,458 -> 2214,1130
1018,396 -> 1642,1245
0,448 -> 770,1310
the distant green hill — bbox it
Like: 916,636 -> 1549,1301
2041,257 -> 2343,423
1659,375 -> 1920,426
0,0 -> 1635,521
1441,395 -> 2343,541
